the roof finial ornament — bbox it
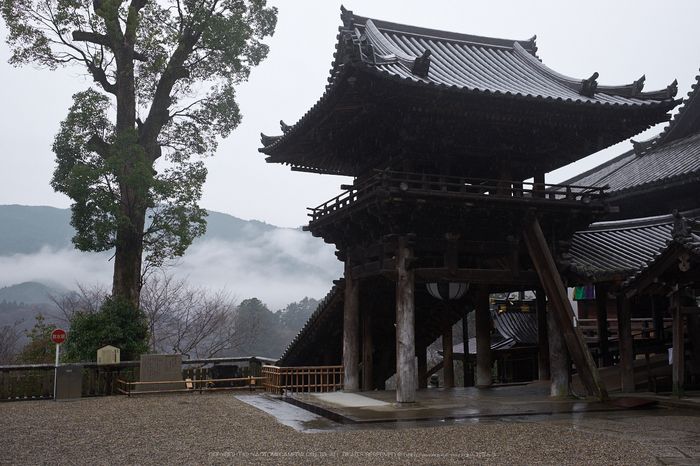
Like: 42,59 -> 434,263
280,120 -> 291,133
667,79 -> 679,98
340,5 -> 354,28
631,75 -> 646,97
579,72 -> 599,98
412,49 -> 431,79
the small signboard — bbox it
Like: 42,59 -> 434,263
97,345 -> 120,365
51,329 -> 67,344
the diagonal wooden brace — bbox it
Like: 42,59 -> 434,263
523,216 -> 609,401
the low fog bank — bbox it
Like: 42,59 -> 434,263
0,227 -> 341,311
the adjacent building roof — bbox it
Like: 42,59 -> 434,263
565,209 -> 700,287
563,71 -> 700,210
492,308 -> 538,346
260,7 -> 678,179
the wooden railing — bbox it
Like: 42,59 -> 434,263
307,169 -> 607,223
262,365 -> 343,395
118,376 -> 265,396
577,318 -> 673,341
0,356 -> 275,402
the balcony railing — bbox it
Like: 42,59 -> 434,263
307,170 -> 607,224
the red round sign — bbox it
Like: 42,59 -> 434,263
51,329 -> 66,344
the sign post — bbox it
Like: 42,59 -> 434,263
51,329 -> 67,400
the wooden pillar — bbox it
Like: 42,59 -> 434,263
595,284 -> 612,367
442,310 -> 454,388
536,289 -> 550,381
523,216 -> 608,400
362,305 -> 373,391
417,339 -> 428,389
462,314 -> 473,387
396,235 -> 416,403
475,286 -> 492,387
688,313 -> 700,387
652,295 -> 665,340
549,305 -> 570,396
617,294 -> 635,392
534,172 -> 545,198
672,291 -> 685,397
343,260 -> 360,391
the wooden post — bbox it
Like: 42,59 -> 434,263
617,294 -> 635,392
343,260 -> 360,391
475,286 -> 492,387
595,284 -> 612,367
396,235 -> 416,403
462,314 -> 473,387
688,313 -> 700,387
672,291 -> 685,397
652,295 -> 665,340
536,289 -> 550,381
523,216 -> 608,400
362,305 -> 373,391
549,303 -> 570,396
417,339 -> 428,389
442,309 -> 454,388
534,172 -> 545,198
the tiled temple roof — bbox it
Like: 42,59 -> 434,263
330,9 -> 675,105
260,7 -> 678,177
564,72 -> 700,199
566,209 -> 700,286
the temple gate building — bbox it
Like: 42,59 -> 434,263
260,7 -> 679,403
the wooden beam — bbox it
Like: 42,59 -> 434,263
625,244 -> 686,298
523,216 -> 608,401
396,236 -> 416,403
415,268 -> 540,286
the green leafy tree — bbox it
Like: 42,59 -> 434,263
2,0 -> 278,307
19,314 -> 56,365
234,298 -> 279,357
276,297 -> 319,332
63,295 -> 150,362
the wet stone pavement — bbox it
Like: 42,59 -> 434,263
238,383 -> 700,465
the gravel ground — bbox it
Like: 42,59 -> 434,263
0,392 -> 672,465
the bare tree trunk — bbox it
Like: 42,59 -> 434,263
112,191 -> 146,308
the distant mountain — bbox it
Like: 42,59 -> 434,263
0,205 -> 289,255
0,205 -> 74,254
0,282 -> 58,305
199,210 -> 280,242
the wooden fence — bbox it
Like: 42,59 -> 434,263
0,357 -> 274,402
117,375 -> 265,396
262,365 -> 343,395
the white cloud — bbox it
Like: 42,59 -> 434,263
0,230 -> 342,311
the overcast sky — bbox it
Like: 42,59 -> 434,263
2,0 -> 700,228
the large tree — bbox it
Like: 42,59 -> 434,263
1,0 -> 277,306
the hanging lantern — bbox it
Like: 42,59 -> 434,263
426,283 -> 469,301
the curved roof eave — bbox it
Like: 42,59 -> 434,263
260,8 -> 678,156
